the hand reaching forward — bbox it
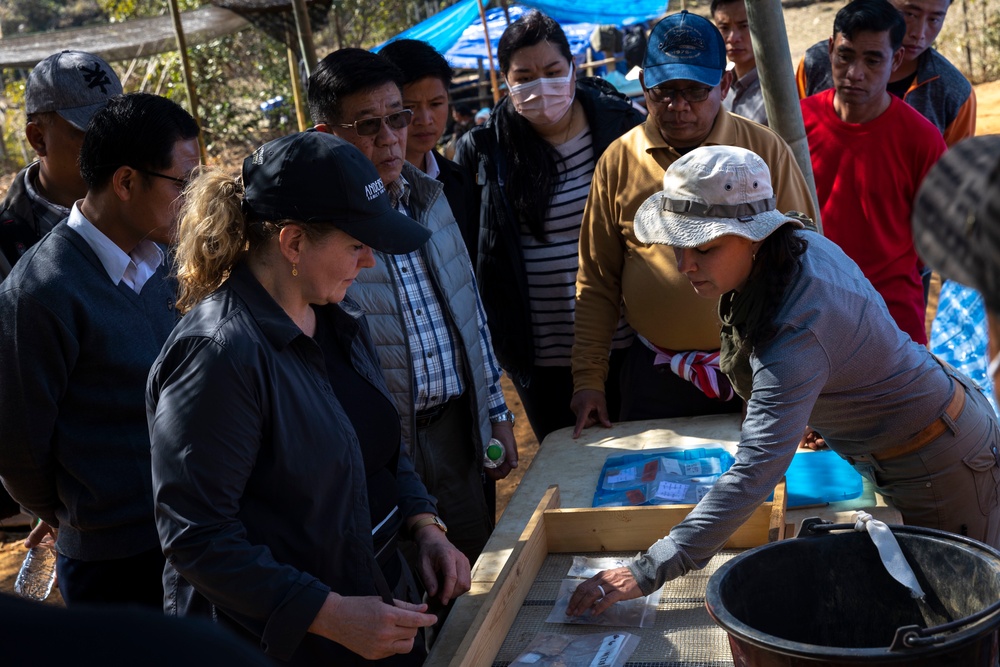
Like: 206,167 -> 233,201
798,427 -> 828,450
566,566 -> 643,617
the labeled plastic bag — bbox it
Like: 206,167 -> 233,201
647,477 -> 720,505
658,454 -> 724,477
546,579 -> 661,628
601,459 -> 659,489
566,556 -> 632,579
510,631 -> 640,666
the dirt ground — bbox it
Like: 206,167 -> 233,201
2,0 -> 1000,602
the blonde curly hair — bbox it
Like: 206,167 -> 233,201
172,167 -> 291,313
173,166 -> 340,313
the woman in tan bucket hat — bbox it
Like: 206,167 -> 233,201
569,145 -> 1000,613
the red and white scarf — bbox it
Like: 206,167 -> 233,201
640,336 -> 735,401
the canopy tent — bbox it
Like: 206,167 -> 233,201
0,5 -> 249,69
376,0 -> 667,70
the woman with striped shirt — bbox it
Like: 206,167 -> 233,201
456,10 -> 644,440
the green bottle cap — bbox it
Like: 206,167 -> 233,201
486,442 -> 504,462
484,438 -> 505,468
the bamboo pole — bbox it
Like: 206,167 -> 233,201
744,0 -> 822,232
167,0 -> 208,164
288,45 -> 308,131
285,46 -> 307,132
284,25 -> 308,132
477,0 -> 502,103
290,0 -> 318,77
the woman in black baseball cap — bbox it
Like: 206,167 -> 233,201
147,131 -> 470,665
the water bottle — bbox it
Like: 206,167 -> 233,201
14,545 -> 56,601
483,438 -> 506,469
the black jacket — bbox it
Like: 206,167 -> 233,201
147,264 -> 436,665
454,77 -> 644,385
0,165 -> 44,282
433,149 -> 479,263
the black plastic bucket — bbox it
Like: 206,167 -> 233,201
705,521 -> 1000,666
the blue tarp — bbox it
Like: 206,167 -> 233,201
374,0 -> 483,55
931,281 -> 997,414
375,1 -> 665,68
443,4 -> 598,70
529,0 -> 669,25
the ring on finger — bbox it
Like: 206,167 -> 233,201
596,584 -> 606,599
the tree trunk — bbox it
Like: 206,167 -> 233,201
745,0 -> 822,231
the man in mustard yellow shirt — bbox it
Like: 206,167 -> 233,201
571,11 -> 818,436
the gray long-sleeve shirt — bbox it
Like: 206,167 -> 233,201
629,231 -> 951,593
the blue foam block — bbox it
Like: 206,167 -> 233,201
785,450 -> 864,508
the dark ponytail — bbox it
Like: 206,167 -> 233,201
741,224 -> 808,351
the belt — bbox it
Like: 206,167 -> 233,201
414,399 -> 454,429
873,382 -> 967,462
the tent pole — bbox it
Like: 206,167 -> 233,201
476,0 -> 502,104
290,0 -> 318,77
744,0 -> 822,231
500,0 -> 511,24
167,0 -> 208,164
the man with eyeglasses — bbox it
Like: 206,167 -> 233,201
572,11 -> 817,433
308,49 -> 516,590
0,92 -> 199,608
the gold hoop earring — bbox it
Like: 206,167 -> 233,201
291,263 -> 298,277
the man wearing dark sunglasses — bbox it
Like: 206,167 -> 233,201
308,49 -> 517,603
573,10 -> 819,434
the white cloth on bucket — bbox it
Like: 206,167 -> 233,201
853,511 -> 926,600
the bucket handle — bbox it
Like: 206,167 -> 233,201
801,519 -> 1000,651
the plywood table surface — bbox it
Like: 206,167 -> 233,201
427,415 -> 900,664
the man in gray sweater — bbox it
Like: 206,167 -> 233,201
0,93 -> 199,608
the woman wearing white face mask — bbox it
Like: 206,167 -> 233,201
455,10 -> 644,441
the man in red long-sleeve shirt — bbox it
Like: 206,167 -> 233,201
802,0 -> 946,344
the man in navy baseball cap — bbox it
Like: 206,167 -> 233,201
638,11 -> 734,150
1,50 -> 123,282
642,10 -> 728,90
570,10 -> 818,432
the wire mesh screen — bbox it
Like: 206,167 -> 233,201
491,551 -> 740,667
212,0 -> 332,48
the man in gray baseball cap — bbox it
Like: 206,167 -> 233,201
0,50 -> 122,282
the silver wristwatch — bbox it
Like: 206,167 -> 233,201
491,409 -> 516,424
